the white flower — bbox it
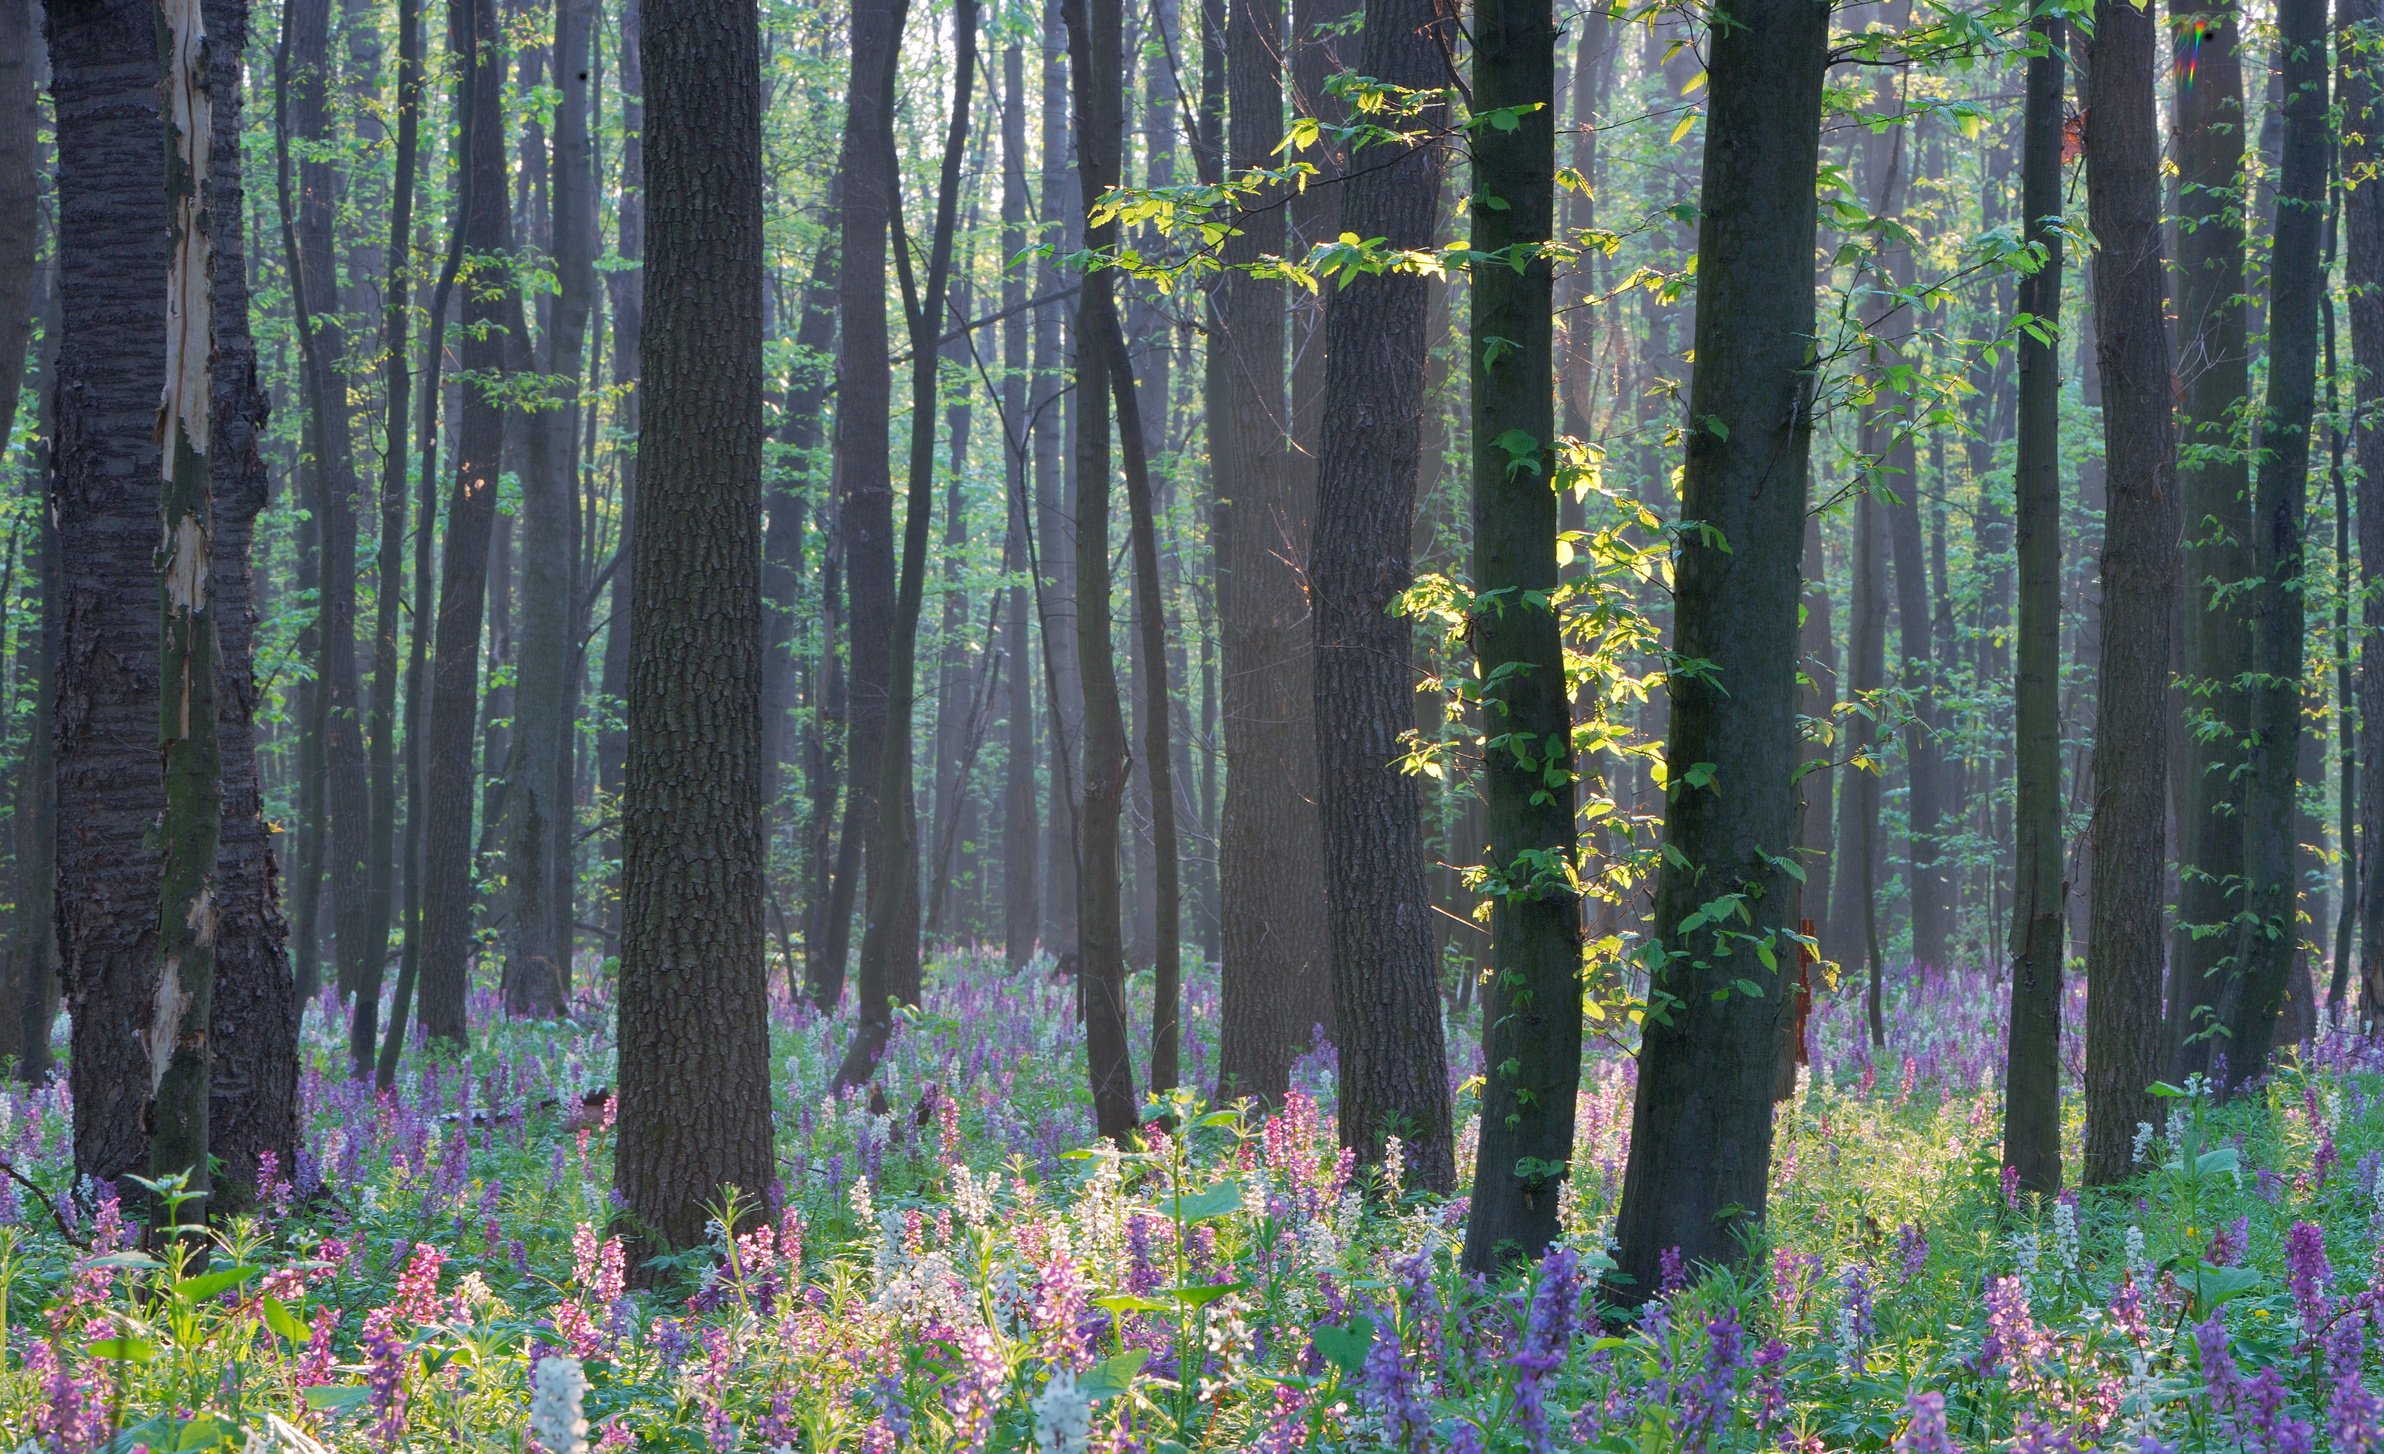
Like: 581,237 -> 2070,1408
849,1174 -> 876,1230
2052,1199 -> 2079,1273
2011,1230 -> 2041,1278
1383,1137 -> 1406,1200
530,1355 -> 590,1454
1032,1368 -> 1093,1454
242,1414 -> 332,1454
1240,1169 -> 1275,1222
1832,1304 -> 1863,1374
2131,1121 -> 2155,1164
2125,1224 -> 2151,1285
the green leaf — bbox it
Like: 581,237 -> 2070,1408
1311,1314 -> 1377,1374
1159,1180 -> 1242,1221
304,1385 -> 372,1414
171,1413 -> 234,1451
177,1264 -> 261,1304
1159,1280 -> 1248,1308
263,1296 -> 311,1344
1079,1349 -> 1151,1403
85,1250 -> 164,1271
1093,1294 -> 1171,1314
2189,1262 -> 2263,1315
88,1336 -> 156,1364
2194,1146 -> 2241,1177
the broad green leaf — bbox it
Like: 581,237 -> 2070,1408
1311,1315 -> 1377,1374
1079,1348 -> 1151,1403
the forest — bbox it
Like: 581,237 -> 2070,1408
3,0 -> 2384,1443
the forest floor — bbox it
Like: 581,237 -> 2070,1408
0,948 -> 2376,1452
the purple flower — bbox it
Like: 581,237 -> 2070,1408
1359,1328 -> 1432,1449
2206,1217 -> 2249,1268
1895,1222 -> 1929,1282
2286,1221 -> 2332,1328
1510,1246 -> 1588,1453
1894,1390 -> 1959,1454
1678,1307 -> 1747,1453
2327,1322 -> 2384,1454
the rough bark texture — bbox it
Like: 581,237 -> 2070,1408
614,0 -> 776,1256
1214,0 -> 1333,1105
2227,0 -> 2328,1085
2167,0 -> 2254,1075
1311,0 -> 1456,1195
1460,0 -> 1579,1273
0,0 -> 36,453
50,0 -> 295,1199
416,0 -> 514,1048
2082,0 -> 2183,1185
2003,10 -> 2066,1197
1000,39 -> 1040,971
1609,0 -> 1826,1297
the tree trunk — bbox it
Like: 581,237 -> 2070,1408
1608,0 -> 1826,1297
150,0 -> 222,1224
2225,0 -> 2327,1087
2167,0 -> 2254,1077
2347,0 -> 2384,1025
842,0 -> 979,1086
503,0 -> 597,1021
417,0 -> 517,1049
1459,0 -> 1580,1273
1000,37 -> 1041,971
614,0 -> 776,1257
815,0 -> 910,1010
1311,0 -> 1457,1195
2003,8 -> 2066,1197
1060,0 -> 1142,1142
597,0 -> 642,955
1215,0 -> 1332,1104
2081,0 -> 2183,1185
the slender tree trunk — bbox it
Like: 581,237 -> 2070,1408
597,0 -> 643,953
504,0 -> 596,1021
2082,0 -> 2183,1185
2346,0 -> 2384,1024
418,0 -> 517,1048
2167,0 -> 2254,1076
1060,0 -> 1141,1141
841,0 -> 979,1086
815,0 -> 910,1009
1000,38 -> 1041,970
0,0 -> 35,449
2225,0 -> 2327,1086
14,264 -> 61,1084
1036,0 -> 1083,954
1459,0 -> 1580,1273
1608,0 -> 1826,1296
1311,0 -> 1456,1194
614,0 -> 776,1258
2003,9 -> 2066,1197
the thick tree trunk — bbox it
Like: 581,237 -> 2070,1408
2081,0 -> 2183,1185
417,0 -> 517,1048
1311,0 -> 1456,1195
1214,0 -> 1332,1104
1608,0 -> 1825,1296
2003,9 -> 2066,1197
614,0 -> 775,1258
815,0 -> 909,1009
2167,0 -> 2254,1076
2226,0 -> 2327,1086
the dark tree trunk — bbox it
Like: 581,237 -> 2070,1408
0,0 -> 35,451
1833,482 -> 1888,1037
276,0 -> 373,1013
356,0 -> 423,1077
1459,0 -> 1580,1273
842,0 -> 978,1086
1036,0 -> 1082,953
1060,0 -> 1141,1142
763,223 -> 840,831
2003,8 -> 2066,1197
50,0 -> 295,1200
1215,0 -> 1332,1104
2225,0 -> 2327,1086
597,0 -> 642,954
614,0 -> 776,1257
2167,0 -> 2254,1076
1608,0 -> 1826,1296
503,0 -> 597,1021
814,0 -> 909,1009
1311,0 -> 1456,1195
417,0 -> 517,1049
2347,0 -> 2384,1024
1000,38 -> 1041,971
2081,0 -> 2183,1185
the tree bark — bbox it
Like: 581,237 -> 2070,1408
614,0 -> 776,1257
1608,0 -> 1826,1296
1311,0 -> 1457,1194
2081,0 -> 2183,1185
2167,0 -> 2254,1077
1000,37 -> 1041,971
2225,0 -> 2327,1086
2003,8 -> 2066,1197
2347,0 -> 2384,1025
417,0 -> 518,1049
